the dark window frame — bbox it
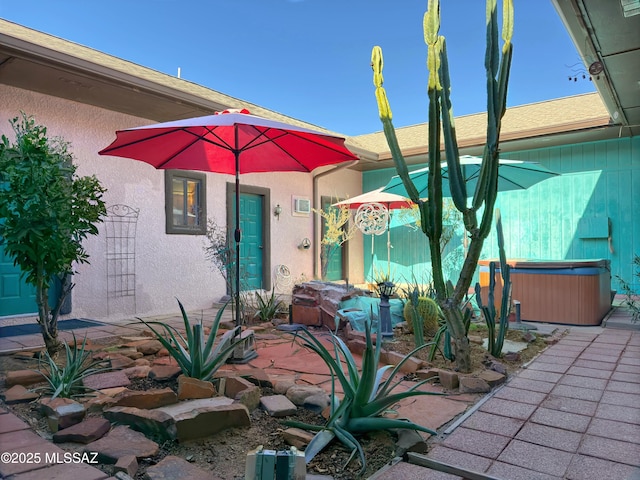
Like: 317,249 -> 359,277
165,170 -> 207,235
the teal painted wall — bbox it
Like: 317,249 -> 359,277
362,136 -> 639,292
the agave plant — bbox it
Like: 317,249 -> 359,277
32,334 -> 110,399
286,320 -> 443,474
252,288 -> 286,322
136,299 -> 241,381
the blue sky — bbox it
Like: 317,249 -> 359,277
0,0 -> 595,136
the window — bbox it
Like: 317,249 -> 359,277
165,170 -> 206,235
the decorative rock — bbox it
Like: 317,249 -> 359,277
286,385 -> 326,406
148,365 -> 181,381
157,401 -> 250,442
122,365 -> 151,380
115,454 -> 138,477
5,369 -> 44,387
242,369 -> 273,388
345,338 -> 367,357
152,356 -> 178,366
12,351 -> 37,359
273,378 -> 296,395
382,350 -> 423,373
83,393 -> 119,413
415,368 -> 440,381
468,335 -> 484,345
438,370 -> 460,391
107,354 -> 136,370
135,340 -> 164,356
479,369 -> 506,388
521,331 -> 537,343
489,361 -> 507,375
114,388 -> 178,409
282,427 -> 314,449
104,406 -> 176,441
39,397 -> 86,432
84,371 -> 131,390
395,428 -> 428,456
53,417 -> 111,444
503,351 -> 521,362
105,347 -> 138,356
133,358 -> 151,367
223,376 -> 253,398
177,376 -> 215,400
3,385 -> 39,404
260,395 -> 297,417
121,336 -> 153,344
303,393 -> 331,414
458,376 -> 491,394
145,455 -> 214,480
235,384 -> 261,412
85,425 -> 159,463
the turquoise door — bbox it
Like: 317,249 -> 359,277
239,193 -> 264,290
0,242 -> 37,316
322,198 -> 345,281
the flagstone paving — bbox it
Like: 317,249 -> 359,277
1,305 -> 639,479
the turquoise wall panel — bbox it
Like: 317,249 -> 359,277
362,136 -> 639,292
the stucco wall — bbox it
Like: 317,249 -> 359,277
1,85 -> 363,320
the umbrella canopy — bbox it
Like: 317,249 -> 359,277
333,188 -> 415,278
382,155 -> 559,198
99,109 -> 358,326
333,187 -> 412,210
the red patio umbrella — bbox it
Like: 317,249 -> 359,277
99,109 -> 358,326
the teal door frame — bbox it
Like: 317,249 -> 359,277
226,183 -> 271,292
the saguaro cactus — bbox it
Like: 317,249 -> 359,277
372,0 -> 513,372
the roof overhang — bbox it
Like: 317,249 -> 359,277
551,0 -> 640,136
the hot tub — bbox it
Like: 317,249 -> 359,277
478,259 -> 612,326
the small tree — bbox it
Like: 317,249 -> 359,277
0,113 -> 106,355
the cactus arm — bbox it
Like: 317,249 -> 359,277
439,37 -> 468,212
371,46 -> 422,203
423,1 -> 446,296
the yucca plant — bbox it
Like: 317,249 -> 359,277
286,320 -> 442,474
136,299 -> 241,381
31,334 -> 110,399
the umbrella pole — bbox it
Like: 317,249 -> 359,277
234,150 -> 241,328
229,144 -> 257,364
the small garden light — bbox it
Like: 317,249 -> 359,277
378,281 -> 396,338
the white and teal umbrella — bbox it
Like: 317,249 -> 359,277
382,155 -> 559,198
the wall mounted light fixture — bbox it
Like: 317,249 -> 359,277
298,238 -> 311,250
274,204 -> 282,220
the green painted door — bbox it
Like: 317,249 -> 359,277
239,193 -> 264,290
0,241 -> 37,317
322,198 -> 345,281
